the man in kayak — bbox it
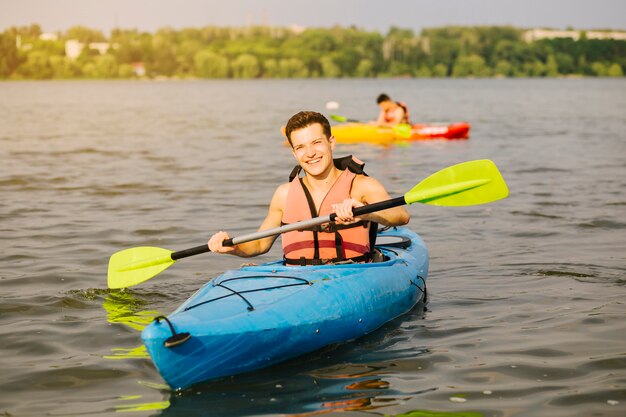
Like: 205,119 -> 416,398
374,93 -> 410,127
208,111 -> 410,264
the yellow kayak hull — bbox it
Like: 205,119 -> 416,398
332,123 -> 470,145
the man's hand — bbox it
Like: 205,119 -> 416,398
332,198 -> 365,225
208,231 -> 235,254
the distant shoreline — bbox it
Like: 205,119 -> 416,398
2,24 -> 624,80
4,74 -> 623,83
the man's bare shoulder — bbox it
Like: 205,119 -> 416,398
352,174 -> 387,201
269,182 -> 290,208
353,174 -> 383,189
275,182 -> 290,196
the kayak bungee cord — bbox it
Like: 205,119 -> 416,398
411,274 -> 427,304
182,275 -> 312,313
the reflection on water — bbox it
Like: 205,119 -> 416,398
106,344 -> 150,361
102,290 -> 160,359
103,290 -> 160,331
115,396 -> 170,413
101,290 -> 170,412
157,303 -> 428,417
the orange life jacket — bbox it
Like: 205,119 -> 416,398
282,156 -> 373,266
384,101 -> 410,124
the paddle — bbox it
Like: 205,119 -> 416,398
330,114 -> 412,138
108,159 -> 508,289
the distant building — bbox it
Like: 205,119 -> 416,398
523,29 -> 626,43
289,24 -> 306,34
39,33 -> 58,41
89,42 -> 111,55
131,62 -> 146,77
65,39 -> 118,59
65,40 -> 83,59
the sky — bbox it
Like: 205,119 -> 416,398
2,0 -> 626,35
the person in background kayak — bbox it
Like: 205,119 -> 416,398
374,93 -> 410,127
208,111 -> 410,265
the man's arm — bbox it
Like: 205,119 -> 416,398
375,109 -> 386,125
208,183 -> 288,257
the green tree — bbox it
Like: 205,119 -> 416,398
355,59 -> 374,77
577,55 -> 588,75
299,29 -> 337,52
118,63 -> 135,78
231,53 -> 260,78
493,60 -> 512,76
591,62 -> 607,76
607,63 -> 623,77
14,24 -> 43,39
149,32 -> 178,76
539,37 -> 626,75
432,63 -> 448,77
555,52 -> 575,74
194,49 -> 229,78
525,60 -> 546,77
357,31 -> 385,74
320,56 -> 341,78
110,29 -> 151,65
545,54 -> 559,76
387,60 -> 412,77
92,54 -> 118,78
330,48 -> 361,76
452,54 -> 490,77
493,39 -> 539,70
17,50 -> 53,79
49,55 -> 79,78
279,58 -> 308,78
422,27 -> 463,69
414,65 -> 432,77
81,62 -> 96,78
262,59 -> 279,78
65,25 -> 106,43
177,39 -> 203,75
0,31 -> 22,77
383,27 -> 422,69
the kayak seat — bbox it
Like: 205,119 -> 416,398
370,234 -> 413,263
375,235 -> 412,249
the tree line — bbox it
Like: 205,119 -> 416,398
1,23 -> 624,79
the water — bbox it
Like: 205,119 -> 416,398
1,78 -> 625,417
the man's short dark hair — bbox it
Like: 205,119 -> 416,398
377,93 -> 391,104
285,111 -> 332,146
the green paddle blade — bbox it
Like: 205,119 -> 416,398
330,114 -> 349,123
404,159 -> 509,206
108,247 -> 175,289
393,123 -> 412,138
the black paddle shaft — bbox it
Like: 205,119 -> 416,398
348,195 -> 406,219
170,196 -> 406,261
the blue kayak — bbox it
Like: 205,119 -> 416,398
142,227 -> 429,389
